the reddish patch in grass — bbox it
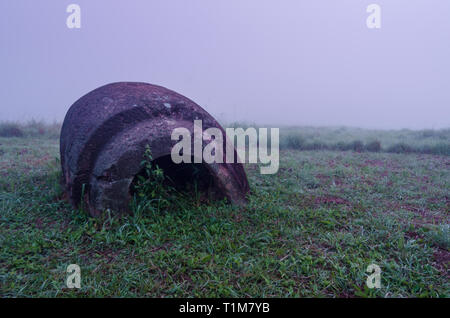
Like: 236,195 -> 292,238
34,217 -> 44,230
433,248 -> 450,279
327,160 -> 337,168
231,213 -> 243,223
314,196 -> 350,206
364,159 -> 386,167
404,230 -> 424,240
339,290 -> 356,298
24,154 -> 51,168
385,200 -> 446,225
79,247 -> 121,265
359,174 -> 377,186
402,205 -> 444,224
315,174 -> 345,186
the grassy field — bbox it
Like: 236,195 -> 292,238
0,126 -> 449,297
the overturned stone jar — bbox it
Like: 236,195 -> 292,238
60,82 -> 249,216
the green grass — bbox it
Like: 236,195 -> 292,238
0,120 -> 61,139
226,122 -> 450,155
0,132 -> 449,297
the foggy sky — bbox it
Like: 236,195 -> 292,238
0,0 -> 449,129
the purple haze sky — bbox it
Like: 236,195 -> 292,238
0,0 -> 449,129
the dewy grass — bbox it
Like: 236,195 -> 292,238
130,145 -> 211,214
2,120 -> 449,155
132,145 -> 175,212
0,134 -> 449,297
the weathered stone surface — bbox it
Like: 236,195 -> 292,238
60,82 -> 249,216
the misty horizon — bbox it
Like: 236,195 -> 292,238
1,1 -> 449,130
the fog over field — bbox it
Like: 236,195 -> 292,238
1,1 -> 450,299
0,1 -> 449,129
